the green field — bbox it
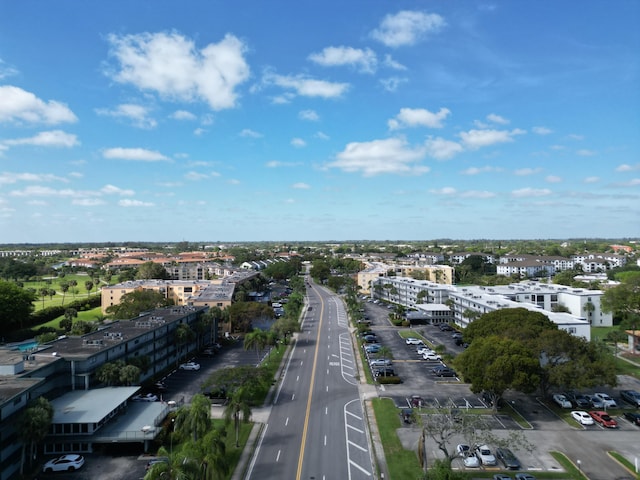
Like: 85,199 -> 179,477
22,273 -> 102,311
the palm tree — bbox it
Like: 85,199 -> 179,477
84,280 -> 94,297
60,281 -> 69,306
243,330 -> 268,364
376,346 -> 394,377
224,387 -> 252,448
144,446 -> 200,480
18,397 -> 53,475
180,427 -> 229,480
175,394 -> 211,442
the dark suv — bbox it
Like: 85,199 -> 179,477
496,447 -> 521,470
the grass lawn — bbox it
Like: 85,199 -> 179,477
22,273 -> 102,311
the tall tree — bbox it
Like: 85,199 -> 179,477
18,397 -> 53,475
136,261 -> 169,280
243,330 -> 268,363
175,394 -> 211,442
84,280 -> 94,296
223,387 -> 252,447
105,289 -> 171,319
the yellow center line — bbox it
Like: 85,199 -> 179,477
296,285 -> 325,480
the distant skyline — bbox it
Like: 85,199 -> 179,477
0,1 -> 639,243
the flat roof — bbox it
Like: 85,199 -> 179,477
50,387 -> 140,424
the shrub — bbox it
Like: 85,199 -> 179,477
376,376 -> 402,384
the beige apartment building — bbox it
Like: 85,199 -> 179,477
357,262 -> 454,294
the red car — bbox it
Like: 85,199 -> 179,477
589,410 -> 618,428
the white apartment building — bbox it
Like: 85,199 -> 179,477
370,277 -> 607,340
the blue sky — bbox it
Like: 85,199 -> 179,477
0,1 -> 638,243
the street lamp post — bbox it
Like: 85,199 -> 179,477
170,418 -> 175,455
577,459 -> 582,476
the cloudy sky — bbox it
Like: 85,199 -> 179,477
0,1 -> 638,243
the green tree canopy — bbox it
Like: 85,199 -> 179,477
455,336 -> 540,411
105,289 -> 171,319
0,280 -> 36,330
463,308 -> 557,344
136,261 -> 169,280
601,273 -> 640,324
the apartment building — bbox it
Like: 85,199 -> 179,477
0,306 -> 210,480
370,277 -> 605,339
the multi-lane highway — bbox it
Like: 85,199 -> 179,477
246,277 -> 374,480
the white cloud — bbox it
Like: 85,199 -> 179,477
430,187 -> 456,195
511,187 -> 552,197
616,163 -> 640,172
0,60 -> 19,80
106,31 -> 250,110
95,103 -> 157,129
576,149 -> 596,156
291,138 -> 306,148
265,160 -> 301,168
584,176 -> 600,183
262,71 -> 349,98
459,128 -> 525,149
3,130 -> 79,148
239,128 -> 263,138
545,175 -> 562,183
514,167 -> 541,176
119,199 -> 155,207
388,107 -> 450,130
617,178 -> 640,187
101,184 -> 134,196
292,182 -> 310,189
460,190 -> 497,199
73,198 -> 106,206
0,85 -> 77,125
193,128 -> 206,136
0,172 -> 68,185
567,134 -> 584,140
170,110 -> 197,121
227,179 -> 240,185
9,185 -> 96,198
329,137 -> 429,176
299,110 -> 319,121
461,166 -> 501,175
380,76 -> 407,92
486,113 -> 509,124
308,46 -> 377,73
184,171 -> 209,181
532,126 -> 552,135
315,131 -> 329,140
425,137 -> 463,160
371,10 -> 446,47
103,147 -> 170,162
383,54 -> 407,70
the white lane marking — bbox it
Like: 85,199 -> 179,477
325,406 -> 328,415
296,375 -> 299,382
285,417 -> 289,426
292,393 -> 295,401
245,422 -> 268,478
276,449 -> 281,462
324,435 -> 327,446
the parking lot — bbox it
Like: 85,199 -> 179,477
359,299 -> 640,479
36,340 -> 261,480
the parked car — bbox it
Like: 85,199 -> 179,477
433,367 -> 457,377
408,395 -> 424,408
373,367 -> 396,377
439,323 -> 453,331
571,410 -> 595,425
564,391 -> 590,409
153,381 -> 167,392
456,445 -> 480,468
493,475 -> 512,480
422,352 -> 442,361
416,346 -> 433,355
620,390 -> 640,407
363,335 -> 379,344
405,337 -> 424,345
132,393 -> 159,402
179,362 -> 201,371
146,457 -> 169,471
42,454 -> 85,473
451,332 -> 463,340
589,410 -> 618,428
496,447 -> 521,470
584,394 -> 605,409
364,344 -> 381,354
369,358 -> 392,367
474,444 -> 497,466
623,411 -> 640,426
514,475 -> 536,480
593,392 -> 617,408
552,394 -> 572,408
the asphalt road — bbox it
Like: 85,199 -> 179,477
246,278 -> 374,480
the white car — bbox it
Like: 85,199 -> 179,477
132,393 -> 159,402
474,444 -> 497,466
42,454 -> 85,473
422,352 -> 442,361
416,346 -> 433,355
552,394 -> 572,408
370,358 -> 392,367
405,337 -> 424,345
571,410 -> 595,425
593,392 -> 617,408
179,362 -> 201,371
456,444 -> 480,467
